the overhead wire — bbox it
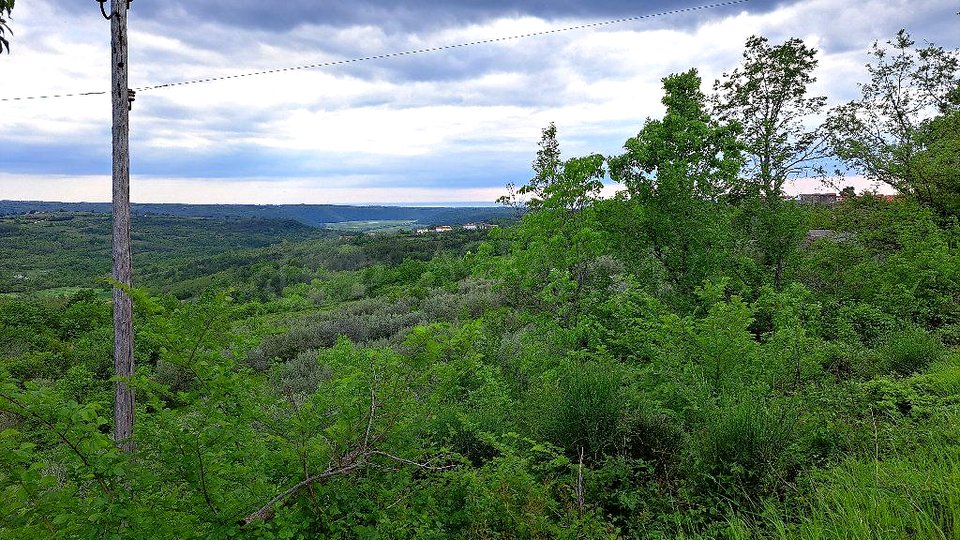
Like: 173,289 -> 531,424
0,0 -> 752,103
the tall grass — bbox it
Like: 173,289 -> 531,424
747,445 -> 960,539
881,327 -> 945,375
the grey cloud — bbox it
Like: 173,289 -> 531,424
55,0 -> 787,33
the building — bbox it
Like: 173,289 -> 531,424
434,225 -> 453,233
462,222 -> 494,230
797,193 -> 839,206
804,229 -> 854,246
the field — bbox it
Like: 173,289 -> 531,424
323,219 -> 418,233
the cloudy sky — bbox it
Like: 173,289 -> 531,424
0,0 -> 957,204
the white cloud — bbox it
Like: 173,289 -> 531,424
1,0 -> 955,203
0,173 -> 509,204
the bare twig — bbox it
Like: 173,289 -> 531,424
364,386 -> 376,450
240,457 -> 367,527
576,447 -> 584,514
369,450 -> 457,472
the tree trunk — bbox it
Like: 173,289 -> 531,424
111,0 -> 134,453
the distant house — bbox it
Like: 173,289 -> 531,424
463,222 -> 494,231
415,228 -> 431,235
434,225 -> 453,233
798,193 -> 839,206
804,229 -> 854,246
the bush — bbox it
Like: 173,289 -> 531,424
689,398 -> 803,501
255,297 -> 424,360
530,358 -> 626,460
880,328 -> 945,376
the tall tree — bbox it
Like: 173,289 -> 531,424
713,36 -> 827,289
0,0 -> 14,55
497,123 -> 608,323
609,69 -> 743,301
828,30 -> 960,214
713,36 -> 829,199
498,122 -> 564,213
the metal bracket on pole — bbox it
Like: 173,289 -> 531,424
127,89 -> 136,110
97,0 -> 131,20
96,0 -> 111,20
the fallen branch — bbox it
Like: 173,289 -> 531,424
240,454 -> 366,527
240,387 -> 455,528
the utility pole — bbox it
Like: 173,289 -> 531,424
107,0 -> 134,453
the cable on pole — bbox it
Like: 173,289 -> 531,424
0,0 -> 752,103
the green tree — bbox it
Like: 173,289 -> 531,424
909,103 -> 960,216
495,124 -> 609,322
713,35 -> 827,289
0,0 -> 12,54
828,30 -> 960,213
713,35 -> 829,199
609,69 -> 744,302
498,122 -> 564,213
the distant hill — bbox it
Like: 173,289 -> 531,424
0,201 -> 518,227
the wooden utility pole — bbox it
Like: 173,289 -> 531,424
110,0 -> 134,453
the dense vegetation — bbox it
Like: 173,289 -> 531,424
0,213 -> 327,293
2,31 -> 959,539
0,201 -> 515,229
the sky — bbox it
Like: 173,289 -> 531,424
0,0 -> 957,205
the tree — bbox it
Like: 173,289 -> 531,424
907,98 -> 960,216
828,30 -> 960,214
609,69 -> 743,301
713,35 -> 829,199
495,123 -> 609,322
0,0 -> 13,55
497,122 -> 564,214
713,36 -> 828,289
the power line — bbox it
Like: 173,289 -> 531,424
1,0 -> 751,103
1,90 -> 106,101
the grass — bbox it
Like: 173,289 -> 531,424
787,447 -> 960,539
726,438 -> 960,539
323,220 -> 417,233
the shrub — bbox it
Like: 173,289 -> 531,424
689,398 -> 803,501
530,357 -> 625,460
880,327 -> 945,376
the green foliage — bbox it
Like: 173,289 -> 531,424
688,397 -> 804,502
828,30 -> 960,213
493,124 -> 612,325
879,327 -> 945,376
530,356 -> 626,460
609,69 -> 743,302
713,35 -> 829,198
769,443 -> 960,539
